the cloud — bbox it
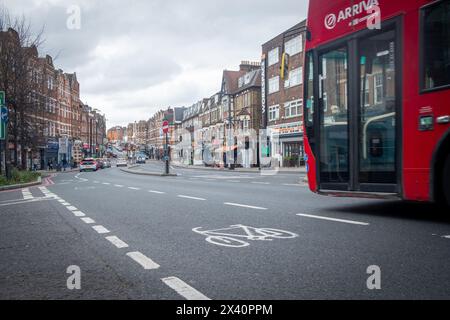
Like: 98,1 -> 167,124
2,0 -> 309,127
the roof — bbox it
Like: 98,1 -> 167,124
234,69 -> 262,94
222,70 -> 246,94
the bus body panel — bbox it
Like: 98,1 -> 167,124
304,0 -> 450,202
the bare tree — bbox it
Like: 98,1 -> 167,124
0,5 -> 45,171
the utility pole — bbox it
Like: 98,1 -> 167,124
162,120 -> 169,175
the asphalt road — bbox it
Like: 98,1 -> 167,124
1,162 -> 450,300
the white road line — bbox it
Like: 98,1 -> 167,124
102,182 -> 110,185
128,187 -> 141,190
178,195 -> 206,201
58,199 -> 65,203
251,182 -> 270,185
126,252 -> 160,270
105,236 -> 129,248
224,202 -> 268,210
114,184 -> 124,188
22,188 -> 34,200
296,213 -> 370,226
149,190 -> 165,194
161,277 -> 210,300
73,211 -> 86,217
66,206 -> 78,211
443,235 -> 450,239
61,202 -> 71,206
227,180 -> 240,183
93,181 -> 100,183
283,183 -> 302,187
92,225 -> 110,234
0,198 -> 52,207
81,217 -> 95,224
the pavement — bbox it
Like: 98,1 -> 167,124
1,163 -> 450,300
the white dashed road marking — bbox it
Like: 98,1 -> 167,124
251,182 -> 270,185
126,252 -> 160,270
296,213 -> 369,226
92,225 -> 110,234
81,217 -> 95,224
161,277 -> 210,300
178,195 -> 206,201
224,202 -> 268,210
73,211 -> 86,217
114,184 -> 124,188
105,236 -> 129,249
66,206 -> 78,211
22,188 -> 34,200
102,182 -> 110,185
128,187 -> 140,190
149,190 -> 165,194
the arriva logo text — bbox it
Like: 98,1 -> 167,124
324,0 -> 380,30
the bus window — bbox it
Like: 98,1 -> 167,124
359,29 -> 397,183
305,51 -> 315,143
422,0 -> 450,90
319,47 -> 349,183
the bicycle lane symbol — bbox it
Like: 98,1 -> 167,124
192,224 -> 299,248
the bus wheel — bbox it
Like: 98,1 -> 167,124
444,154 -> 450,207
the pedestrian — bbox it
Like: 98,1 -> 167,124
33,158 -> 39,171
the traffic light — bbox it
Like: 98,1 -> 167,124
280,52 -> 290,80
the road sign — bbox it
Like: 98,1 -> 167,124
1,106 -> 8,123
0,119 -> 5,140
162,120 -> 169,134
0,91 -> 5,140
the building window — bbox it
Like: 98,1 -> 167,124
421,0 -> 450,90
285,35 -> 303,56
285,67 -> 303,88
284,99 -> 303,118
47,76 -> 53,90
361,78 -> 370,107
268,76 -> 280,94
268,47 -> 279,66
268,105 -> 280,121
374,74 -> 383,105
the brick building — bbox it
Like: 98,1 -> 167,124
261,20 -> 307,167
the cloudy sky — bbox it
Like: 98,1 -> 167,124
3,0 -> 308,128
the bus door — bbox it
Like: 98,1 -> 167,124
317,22 -> 400,193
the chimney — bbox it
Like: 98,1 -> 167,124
239,61 -> 262,73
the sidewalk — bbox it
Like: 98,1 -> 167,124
171,161 -> 306,174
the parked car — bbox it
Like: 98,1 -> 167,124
101,159 -> 111,168
116,158 -> 128,167
96,159 -> 104,170
80,158 -> 98,172
136,156 -> 146,164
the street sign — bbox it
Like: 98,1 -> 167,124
1,106 -> 8,123
0,91 -> 5,140
162,120 -> 169,134
0,119 -> 5,140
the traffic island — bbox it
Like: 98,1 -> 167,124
0,176 -> 42,191
119,167 -> 177,177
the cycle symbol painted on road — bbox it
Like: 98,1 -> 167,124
192,224 -> 299,248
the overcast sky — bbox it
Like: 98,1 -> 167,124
3,0 -> 308,128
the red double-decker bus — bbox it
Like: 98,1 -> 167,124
303,0 -> 450,205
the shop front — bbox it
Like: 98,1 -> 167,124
268,121 -> 304,168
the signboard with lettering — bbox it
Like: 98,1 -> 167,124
261,56 -> 267,128
269,122 -> 304,137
